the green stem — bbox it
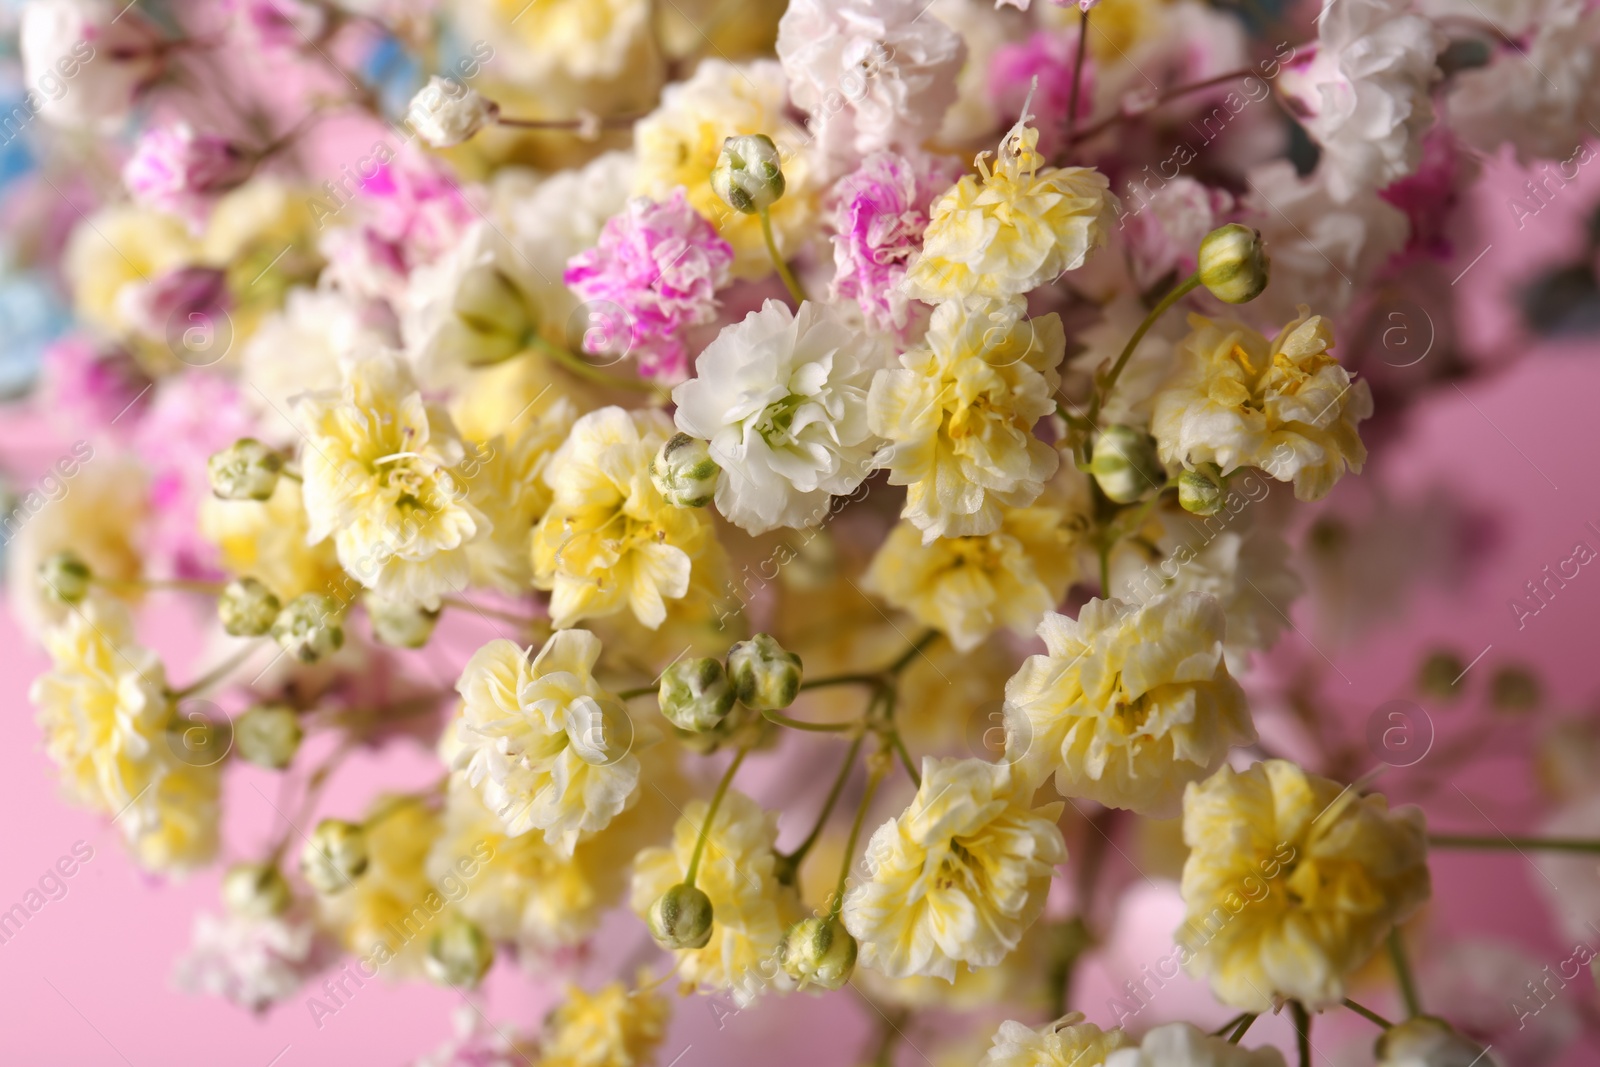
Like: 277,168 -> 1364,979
168,643 -> 263,700
1342,998 -> 1393,1029
1211,1013 -> 1248,1037
530,336 -> 666,395
886,630 -> 940,675
1093,273 -> 1201,420
1387,929 -> 1422,1017
828,750 -> 888,922
1290,1002 -> 1311,1066
1228,1013 -> 1258,1044
888,730 -> 919,786
778,733 -> 865,879
762,708 -> 857,733
759,207 -> 807,304
1065,7 -> 1090,144
618,686 -> 656,700
797,673 -> 884,693
684,746 -> 750,888
1430,833 -> 1600,853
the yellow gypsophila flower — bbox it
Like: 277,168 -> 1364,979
634,59 -> 814,278
1003,593 -> 1256,816
630,789 -> 799,1005
295,351 -> 486,610
464,0 -> 652,80
63,204 -> 196,338
531,406 -> 721,630
868,298 -> 1066,541
903,118 -> 1116,303
318,794 -> 446,977
980,1014 -> 1134,1067
128,759 -> 221,874
541,973 -> 671,1067
864,469 -> 1089,652
1149,308 -> 1374,503
842,756 -> 1064,981
199,476 -> 343,600
463,398 -> 577,593
1178,759 -> 1431,1012
452,631 -> 641,855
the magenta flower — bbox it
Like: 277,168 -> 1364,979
563,188 -> 734,382
988,31 -> 1094,160
122,124 -> 254,228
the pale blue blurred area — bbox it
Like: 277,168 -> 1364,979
362,31 -> 422,117
0,272 -> 69,399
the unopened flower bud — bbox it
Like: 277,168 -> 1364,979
1178,465 -> 1225,516
648,883 -> 714,950
711,134 -> 786,214
235,704 -> 303,769
222,862 -> 292,919
406,76 -> 497,147
1375,1016 -> 1490,1067
426,912 -> 495,989
219,576 -> 281,636
650,433 -> 719,508
272,593 -> 344,663
1197,223 -> 1270,304
780,916 -> 857,991
1089,425 -> 1163,504
365,593 -> 440,649
39,550 -> 92,604
208,438 -> 283,501
450,264 -> 534,366
727,633 -> 803,711
1416,649 -> 1466,702
660,657 -> 736,732
301,819 -> 369,894
1490,664 -> 1541,713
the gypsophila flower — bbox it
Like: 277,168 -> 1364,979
406,76 -> 498,147
123,124 -> 253,228
1103,1023 -> 1287,1067
175,906 -> 333,1013
541,975 -> 671,1067
981,1015 -> 1134,1067
21,0 -> 165,130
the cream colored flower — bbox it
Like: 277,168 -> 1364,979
452,631 -> 641,855
1104,1023 -> 1286,1067
128,760 -> 221,874
842,757 -> 1064,981
864,471 -> 1089,652
1150,309 -> 1373,502
456,0 -> 652,81
62,204 -> 195,337
982,1015 -> 1133,1067
199,476 -> 343,601
903,118 -> 1116,302
531,406 -> 721,630
634,59 -> 815,278
542,974 -> 670,1067
1179,759 -> 1432,1011
295,352 -> 486,610
630,789 -> 799,1004
1003,594 -> 1255,816
868,298 -> 1065,541
463,398 -> 577,593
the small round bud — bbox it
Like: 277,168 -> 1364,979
1490,664 -> 1541,714
450,264 -> 535,367
39,550 -> 92,604
271,593 -> 344,663
660,657 -> 736,732
208,438 -> 283,501
406,76 -> 498,148
727,633 -> 803,711
1197,223 -> 1270,304
1416,649 -> 1466,702
650,433 -> 720,508
218,576 -> 281,637
365,593 -> 440,649
234,704 -> 303,769
301,819 -> 369,894
648,883 -> 714,950
780,916 -> 857,991
425,912 -> 495,989
1088,425 -> 1163,504
1177,465 -> 1226,516
710,134 -> 786,214
1375,1016 -> 1489,1067
222,862 -> 292,919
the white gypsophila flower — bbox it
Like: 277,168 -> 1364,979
406,76 -> 498,147
21,0 -> 165,131
672,300 -> 887,534
1104,1023 -> 1287,1067
1278,0 -> 1441,201
980,1015 -> 1134,1067
174,908 -> 333,1013
776,0 -> 967,179
1243,161 -> 1409,322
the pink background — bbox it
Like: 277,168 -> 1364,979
3,154 -> 1600,1065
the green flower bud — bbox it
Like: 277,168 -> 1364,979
650,432 -> 720,508
39,550 -> 92,604
208,438 -> 283,501
711,134 -> 785,215
222,862 -> 293,919
659,657 -> 736,732
272,593 -> 344,663
1197,223 -> 1270,305
780,916 -> 857,991
1416,649 -> 1466,702
450,264 -> 535,367
1490,664 -> 1541,713
648,882 -> 714,950
425,912 -> 495,989
301,818 -> 369,894
218,576 -> 281,637
727,633 -> 803,711
1375,1016 -> 1489,1067
1177,465 -> 1226,516
365,592 -> 440,649
1088,425 -> 1164,504
234,704 -> 303,769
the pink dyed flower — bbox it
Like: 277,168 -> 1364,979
41,335 -> 152,436
563,188 -> 734,382
1118,177 -> 1235,290
174,907 -> 336,1013
989,31 -> 1094,160
123,124 -> 254,228
115,265 -> 231,347
226,0 -> 327,50
1379,127 -> 1475,261
825,151 -> 963,336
